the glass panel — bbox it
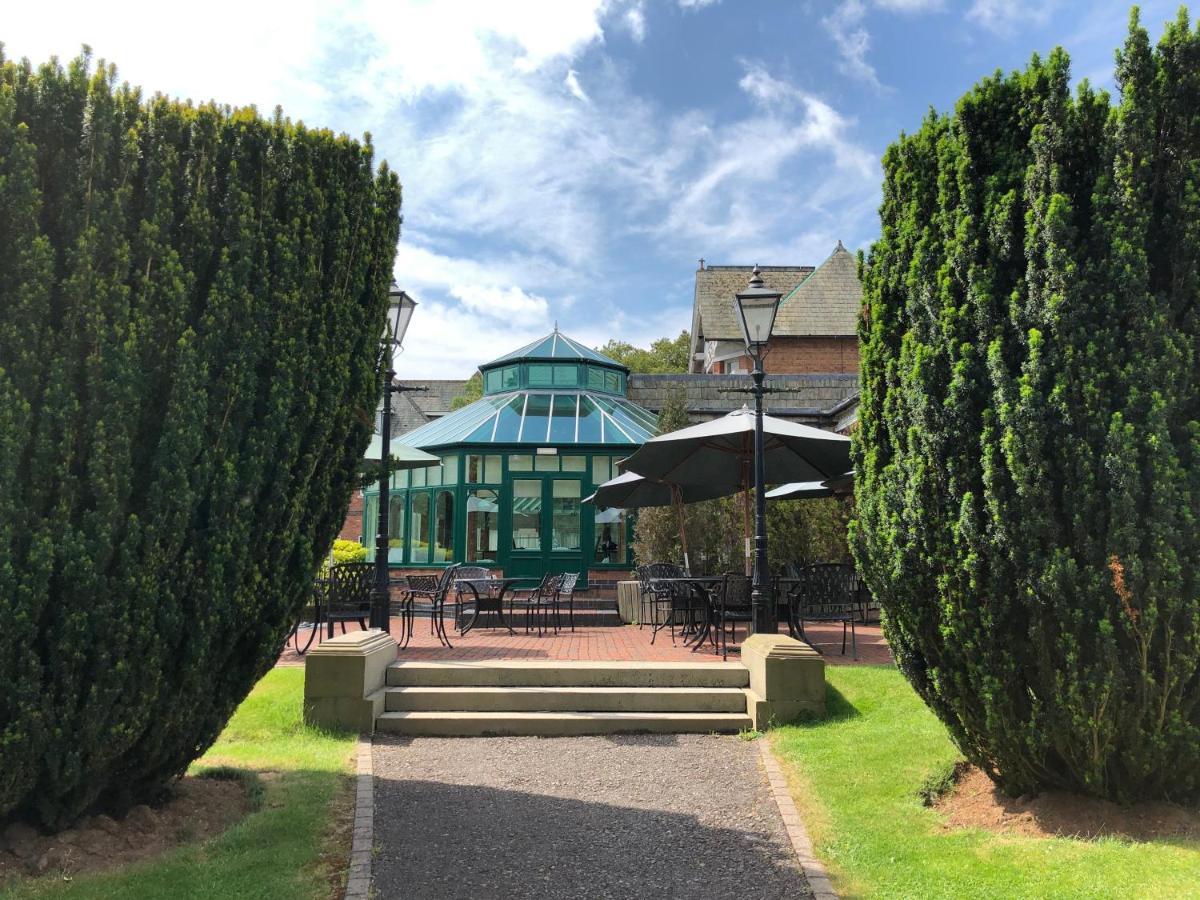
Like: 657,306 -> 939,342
534,454 -> 559,472
528,364 -> 553,386
549,394 -> 577,443
387,494 -> 406,563
577,395 -> 602,443
512,480 -> 541,552
493,394 -> 525,442
467,454 -> 483,483
594,507 -> 627,564
605,370 -> 621,393
587,366 -> 605,390
467,489 -> 499,562
522,394 -> 552,441
392,469 -> 409,489
551,480 -> 582,552
427,462 -> 442,486
562,455 -> 586,472
433,490 -> 454,563
442,455 -> 458,485
553,364 -> 578,386
509,454 -> 533,472
362,494 -> 378,559
502,365 -> 519,389
485,369 -> 502,393
484,454 -> 501,482
592,456 -> 610,485
409,493 -> 430,563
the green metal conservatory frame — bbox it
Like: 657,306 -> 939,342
361,331 -> 658,586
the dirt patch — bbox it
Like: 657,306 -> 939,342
935,765 -> 1200,842
0,775 -> 254,884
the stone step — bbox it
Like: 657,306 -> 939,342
384,686 -> 749,713
375,710 -> 753,737
386,660 -> 749,689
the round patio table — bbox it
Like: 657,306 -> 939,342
648,575 -> 725,649
453,577 -> 536,635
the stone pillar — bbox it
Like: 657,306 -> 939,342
303,629 -> 397,733
740,634 -> 825,729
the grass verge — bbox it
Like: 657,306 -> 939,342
4,667 -> 356,900
770,666 -> 1200,900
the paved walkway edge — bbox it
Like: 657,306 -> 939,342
759,739 -> 839,900
345,734 -> 375,900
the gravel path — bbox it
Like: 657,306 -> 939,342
372,734 -> 811,899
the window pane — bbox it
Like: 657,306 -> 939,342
512,480 -> 541,551
594,507 -> 627,564
485,370 -> 501,393
534,454 -> 559,472
562,455 -> 586,472
551,480 -> 581,552
493,394 -> 524,442
388,494 -> 405,562
592,456 -> 610,485
427,463 -> 442,486
529,365 -> 553,386
509,454 -> 532,472
409,493 -> 430,563
484,455 -> 502,482
362,494 -> 378,559
549,394 -> 577,442
502,365 -> 519,389
522,394 -> 551,441
577,395 -> 602,443
467,455 -> 482,483
587,366 -> 605,390
605,370 -> 620,393
411,467 -> 426,487
393,469 -> 409,489
467,489 -> 499,562
433,490 -> 454,563
553,364 -> 578,386
442,455 -> 458,485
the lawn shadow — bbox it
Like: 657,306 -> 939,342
774,681 -> 861,729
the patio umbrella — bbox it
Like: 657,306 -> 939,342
583,471 -> 733,571
765,471 -> 854,500
364,436 -> 441,469
620,407 -> 852,572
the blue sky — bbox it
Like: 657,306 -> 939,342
5,0 -> 1184,377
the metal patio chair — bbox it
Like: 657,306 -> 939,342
787,563 -> 858,659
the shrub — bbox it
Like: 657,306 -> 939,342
853,10 -> 1200,802
0,51 -> 401,827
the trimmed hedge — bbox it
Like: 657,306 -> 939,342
0,51 -> 401,827
853,10 -> 1200,802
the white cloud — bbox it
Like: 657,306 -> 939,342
678,0 -> 721,8
875,0 -> 942,10
822,0 -> 887,91
450,284 -> 549,321
967,0 -> 1055,34
565,68 -> 591,102
624,4 -> 648,42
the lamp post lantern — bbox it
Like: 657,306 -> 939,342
733,265 -> 782,634
369,284 -> 417,632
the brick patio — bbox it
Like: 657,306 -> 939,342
279,618 -> 891,666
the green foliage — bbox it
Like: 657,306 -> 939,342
597,331 -> 691,373
330,539 -> 368,564
450,371 -> 482,410
853,9 -> 1200,802
0,50 -> 401,827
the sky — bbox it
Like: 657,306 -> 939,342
3,0 -> 1185,378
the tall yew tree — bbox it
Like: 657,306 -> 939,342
0,51 -> 401,827
854,8 -> 1200,802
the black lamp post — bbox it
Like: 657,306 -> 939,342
733,265 -> 783,635
369,285 -> 417,632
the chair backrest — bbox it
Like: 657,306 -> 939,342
556,572 -> 580,599
794,563 -> 858,609
404,574 -> 438,594
645,562 -> 687,580
718,573 -> 753,613
326,561 -> 374,616
434,564 -> 461,597
455,565 -> 492,583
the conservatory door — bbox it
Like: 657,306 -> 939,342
507,476 -> 587,587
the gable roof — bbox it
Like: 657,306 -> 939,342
483,330 -> 623,368
774,242 -> 862,336
690,265 -> 812,346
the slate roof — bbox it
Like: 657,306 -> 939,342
690,265 -> 812,348
627,373 -> 859,428
483,330 -> 624,368
388,380 -> 467,436
774,242 -> 862,336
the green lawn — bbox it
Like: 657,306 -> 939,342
771,666 -> 1200,900
4,668 -> 356,900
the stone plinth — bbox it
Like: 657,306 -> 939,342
616,581 -> 641,624
304,629 -> 397,733
740,634 -> 825,728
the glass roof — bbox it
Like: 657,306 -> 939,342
482,330 -> 624,369
397,391 -> 658,449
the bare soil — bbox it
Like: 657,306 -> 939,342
0,776 -> 252,883
936,765 -> 1200,842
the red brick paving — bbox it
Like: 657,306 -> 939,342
278,618 -> 891,666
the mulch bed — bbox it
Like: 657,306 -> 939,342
935,765 -> 1200,842
0,775 -> 253,884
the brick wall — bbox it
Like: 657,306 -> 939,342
339,491 -> 364,542
714,337 -> 859,376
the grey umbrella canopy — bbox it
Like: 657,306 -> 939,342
364,436 -> 441,469
765,470 -> 854,500
621,407 -> 851,489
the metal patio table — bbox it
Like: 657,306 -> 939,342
454,577 -> 535,636
648,575 -> 725,649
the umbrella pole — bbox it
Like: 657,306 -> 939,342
672,484 -> 691,573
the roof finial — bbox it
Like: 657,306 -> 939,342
698,257 -> 705,271
554,320 -> 559,333
836,239 -> 845,250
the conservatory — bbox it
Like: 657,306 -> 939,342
361,330 -> 658,586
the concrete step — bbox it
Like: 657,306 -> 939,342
386,660 -> 750,689
375,710 -> 753,737
384,685 -> 749,713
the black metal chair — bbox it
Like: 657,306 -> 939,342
323,561 -> 373,638
555,572 -> 580,632
646,563 -> 700,646
788,563 -> 858,659
709,573 -> 753,660
451,565 -> 494,632
405,565 -> 460,647
509,573 -> 562,634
